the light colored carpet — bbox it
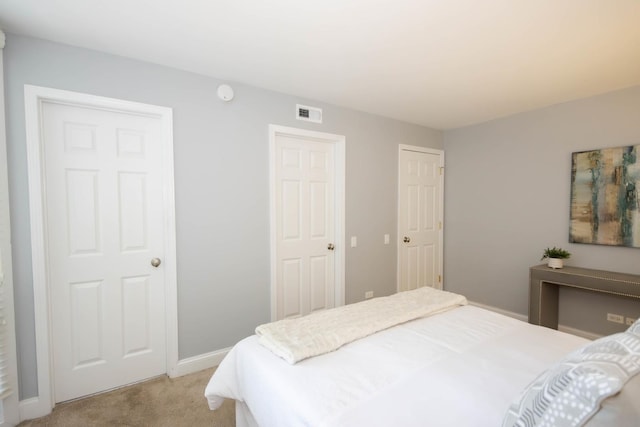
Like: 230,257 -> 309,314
17,368 -> 234,427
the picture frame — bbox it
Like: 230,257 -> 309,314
570,145 -> 640,247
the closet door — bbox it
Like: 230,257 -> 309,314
270,125 -> 345,320
398,146 -> 443,291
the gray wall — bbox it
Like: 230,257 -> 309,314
444,85 -> 640,337
4,34 -> 442,399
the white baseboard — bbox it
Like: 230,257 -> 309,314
19,347 -> 231,422
468,301 -> 528,322
170,347 -> 231,378
468,301 -> 602,341
19,396 -> 50,423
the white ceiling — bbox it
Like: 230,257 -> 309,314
1,0 -> 639,129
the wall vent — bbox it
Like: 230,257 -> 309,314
296,104 -> 322,123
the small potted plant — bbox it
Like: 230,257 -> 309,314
541,247 -> 571,269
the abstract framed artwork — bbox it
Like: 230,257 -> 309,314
570,145 -> 640,247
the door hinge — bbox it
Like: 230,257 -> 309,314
438,274 -> 442,283
439,221 -> 442,230
439,167 -> 444,176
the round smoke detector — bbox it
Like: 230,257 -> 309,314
217,84 -> 234,102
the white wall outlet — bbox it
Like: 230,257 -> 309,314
627,317 -> 637,326
384,234 -> 390,244
350,236 -> 357,247
607,313 -> 624,324
365,291 -> 374,299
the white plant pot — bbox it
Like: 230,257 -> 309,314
547,258 -> 564,269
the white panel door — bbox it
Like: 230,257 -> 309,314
42,102 -> 167,402
398,147 -> 443,291
273,132 -> 336,319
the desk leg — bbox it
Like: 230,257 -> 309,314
529,279 -> 559,329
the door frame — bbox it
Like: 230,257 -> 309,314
268,125 -> 345,321
396,144 -> 444,291
24,85 -> 178,417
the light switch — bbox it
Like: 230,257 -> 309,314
351,236 -> 357,247
384,234 -> 390,244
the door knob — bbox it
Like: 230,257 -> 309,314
151,258 -> 162,267
327,243 -> 335,250
403,236 -> 411,243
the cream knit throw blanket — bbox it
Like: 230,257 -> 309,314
255,286 -> 467,364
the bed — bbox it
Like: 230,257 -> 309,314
204,287 -> 640,427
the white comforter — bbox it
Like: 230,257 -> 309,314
205,305 -> 588,427
256,286 -> 467,364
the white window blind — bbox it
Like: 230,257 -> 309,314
0,29 -> 17,424
0,249 -> 10,399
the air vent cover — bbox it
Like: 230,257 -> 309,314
296,104 -> 322,123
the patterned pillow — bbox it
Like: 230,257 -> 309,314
628,317 -> 640,336
502,331 -> 640,427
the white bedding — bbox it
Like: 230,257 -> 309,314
256,286 -> 467,364
205,305 -> 589,427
